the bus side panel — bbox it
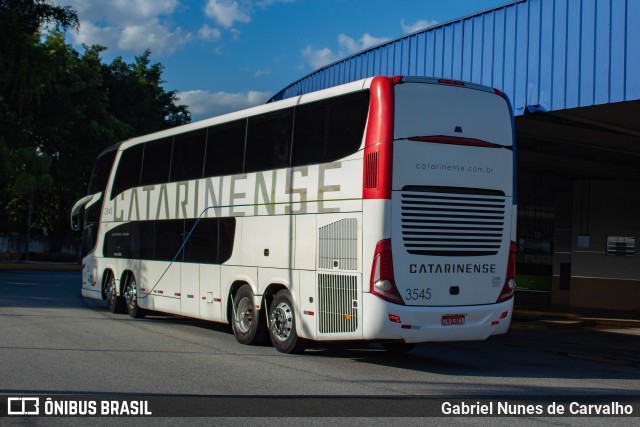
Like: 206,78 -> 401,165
199,264 -> 222,322
140,260 -> 180,314
181,263 -> 200,317
297,270 -> 318,341
242,215 -> 293,270
81,256 -> 103,300
294,214 -> 316,270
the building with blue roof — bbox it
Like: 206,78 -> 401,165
272,0 -> 640,311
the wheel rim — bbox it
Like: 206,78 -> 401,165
235,297 -> 254,334
124,280 -> 136,310
105,277 -> 115,302
270,302 -> 293,342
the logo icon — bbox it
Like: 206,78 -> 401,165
7,397 -> 40,415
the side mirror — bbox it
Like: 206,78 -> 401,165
70,195 -> 94,231
71,211 -> 82,231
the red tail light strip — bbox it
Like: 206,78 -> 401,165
497,241 -> 517,303
408,136 -> 503,149
438,79 -> 465,86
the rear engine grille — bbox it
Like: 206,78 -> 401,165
401,186 -> 506,256
318,218 -> 358,270
318,274 -> 358,333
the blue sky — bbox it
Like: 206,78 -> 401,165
58,0 -> 511,121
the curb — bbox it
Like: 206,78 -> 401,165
0,263 -> 81,271
513,309 -> 640,330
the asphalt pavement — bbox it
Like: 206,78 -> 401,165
1,264 -> 639,369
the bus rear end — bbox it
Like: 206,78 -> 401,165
362,76 -> 516,343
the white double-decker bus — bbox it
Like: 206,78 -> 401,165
71,76 -> 516,353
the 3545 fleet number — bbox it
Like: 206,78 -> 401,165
404,288 -> 432,301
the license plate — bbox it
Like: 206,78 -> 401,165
441,314 -> 466,326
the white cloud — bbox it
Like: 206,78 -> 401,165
177,89 -> 271,119
118,21 -> 192,54
204,0 -> 251,29
301,32 -> 390,70
301,46 -> 339,70
401,18 -> 438,34
198,25 -> 222,41
63,0 -> 297,54
62,0 -> 180,24
203,0 -> 296,34
338,33 -> 390,53
73,20 -> 120,49
61,0 -> 191,54
256,0 -> 296,7
254,68 -> 271,77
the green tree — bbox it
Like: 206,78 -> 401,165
11,148 -> 53,258
0,0 -> 77,122
104,50 -> 190,137
0,0 -> 77,251
0,1 -> 191,253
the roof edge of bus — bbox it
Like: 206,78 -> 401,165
96,142 -> 121,159
118,77 -> 371,150
396,76 -> 497,94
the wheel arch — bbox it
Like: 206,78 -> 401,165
262,283 -> 289,314
226,280 -> 252,324
119,270 -> 135,295
100,268 -> 117,300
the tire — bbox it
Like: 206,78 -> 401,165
268,289 -> 305,354
104,272 -> 126,314
231,285 -> 268,345
381,342 -> 416,353
124,273 -> 146,319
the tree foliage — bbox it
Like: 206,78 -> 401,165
0,0 -> 191,252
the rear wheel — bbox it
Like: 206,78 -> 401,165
124,273 -> 146,319
231,285 -> 268,345
104,272 -> 125,314
268,289 -> 305,354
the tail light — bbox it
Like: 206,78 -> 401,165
438,79 -> 465,86
494,88 -> 508,99
370,239 -> 404,305
497,241 -> 517,303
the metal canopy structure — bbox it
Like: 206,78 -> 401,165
272,0 -> 640,114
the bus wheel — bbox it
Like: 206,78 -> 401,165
124,273 -> 146,319
268,289 -> 305,354
104,272 -> 126,314
231,285 -> 267,345
381,342 -> 416,353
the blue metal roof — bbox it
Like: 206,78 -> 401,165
270,0 -> 640,116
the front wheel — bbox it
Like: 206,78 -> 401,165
124,273 -> 146,319
104,272 -> 125,314
268,289 -> 305,354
